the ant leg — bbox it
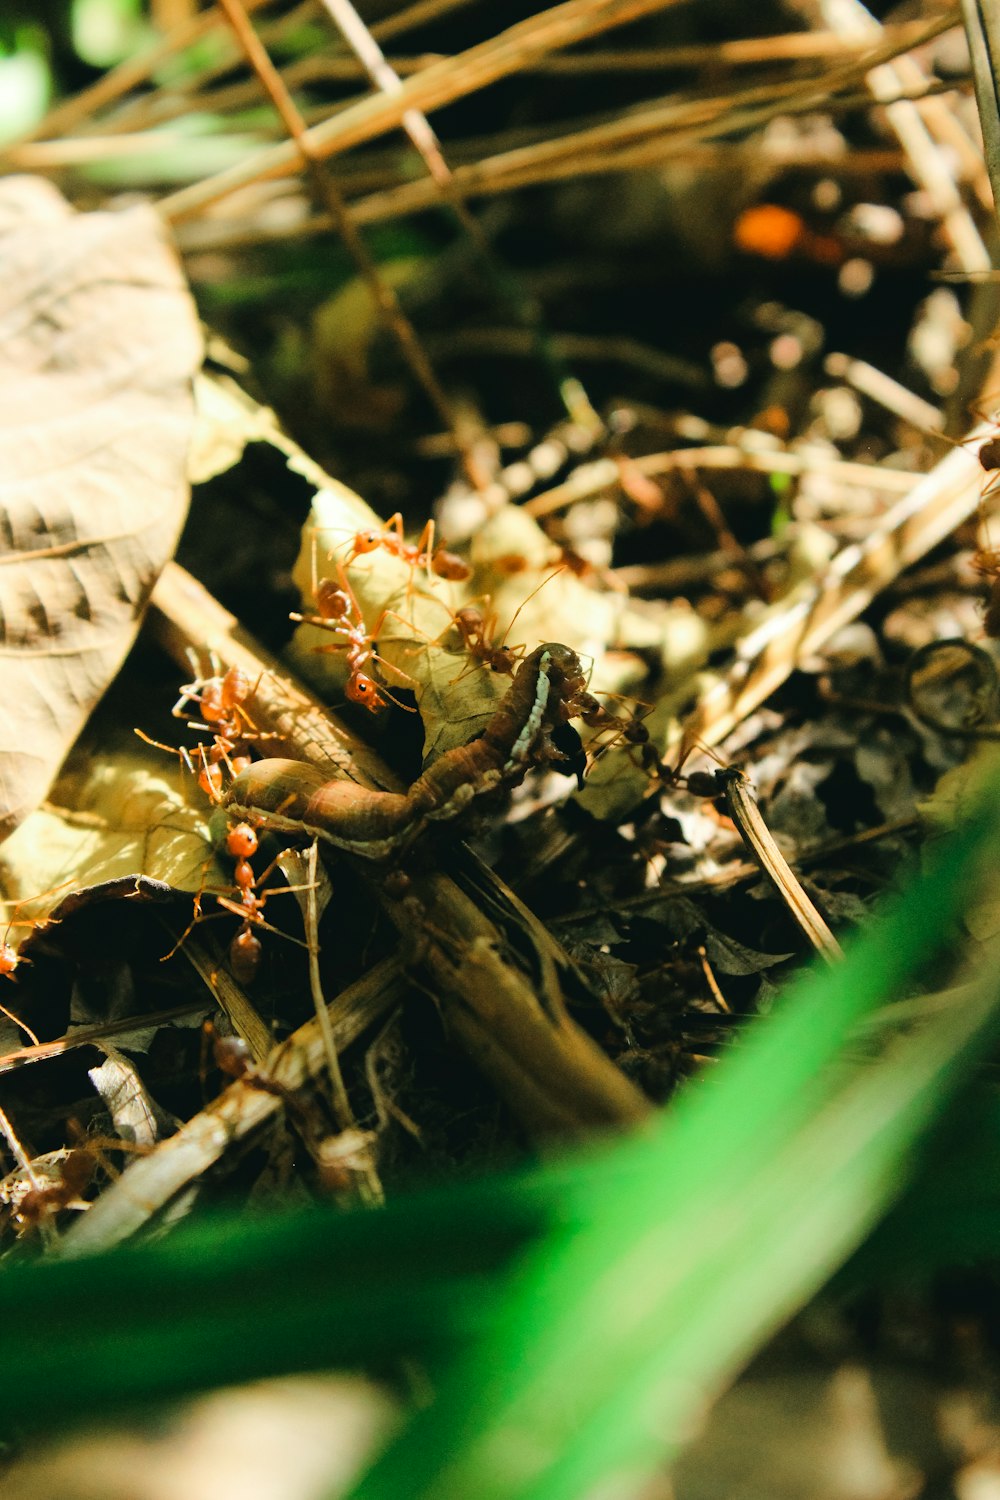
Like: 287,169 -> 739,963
216,897 -> 313,949
134,728 -> 196,776
413,517 -> 435,572
364,608 -> 421,708
161,861 -> 215,961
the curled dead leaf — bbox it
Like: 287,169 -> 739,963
0,178 -> 202,840
0,749 -> 222,946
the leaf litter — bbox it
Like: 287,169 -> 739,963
2,20 -> 1000,1449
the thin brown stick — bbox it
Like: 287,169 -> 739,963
373,0 -> 480,44
668,437 -> 988,760
525,443 -> 916,521
0,1002 -> 212,1075
317,0 -> 602,428
158,0 -> 696,219
722,774 -> 843,964
158,4 -> 954,221
58,959 -> 406,1256
527,21 -> 950,70
301,838 -> 384,1206
172,142 -> 909,254
326,19 -> 956,224
811,0 -> 987,272
72,0 -> 470,141
216,0 -> 487,490
17,0 -> 278,144
178,935 -> 274,1061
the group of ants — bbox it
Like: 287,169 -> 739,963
146,513 -> 731,993
6,430 -> 1000,1230
9,450 -> 1000,1006
6,415 -> 1000,994
136,412 -> 1000,990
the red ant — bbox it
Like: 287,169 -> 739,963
12,1131 -> 150,1234
166,820 -> 314,984
291,561 -> 418,714
0,887 -> 73,1044
445,603 -> 526,678
340,513 -> 470,584
138,660 -> 278,801
174,662 -> 265,796
432,568 -> 568,685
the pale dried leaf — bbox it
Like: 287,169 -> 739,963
88,1048 -> 174,1146
188,371 -> 281,484
0,749 -> 221,941
289,493 -> 635,761
288,487 -> 508,760
0,177 -> 202,840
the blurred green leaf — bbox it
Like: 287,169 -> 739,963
346,809 -> 1000,1500
0,778 -> 998,1500
71,0 -> 146,68
0,28 -> 50,143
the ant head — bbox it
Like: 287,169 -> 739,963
0,941 -> 18,979
353,529 -> 383,556
226,823 -> 259,859
346,673 -> 388,712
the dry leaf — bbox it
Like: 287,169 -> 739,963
288,487 -> 508,760
289,492 -> 636,762
188,372 -> 280,484
0,748 -> 221,944
0,178 -> 202,841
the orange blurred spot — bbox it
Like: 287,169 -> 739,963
734,204 -> 845,266
734,204 -> 805,260
750,405 -> 791,440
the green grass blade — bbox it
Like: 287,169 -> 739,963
0,808 -> 994,1459
343,815 -> 1000,1500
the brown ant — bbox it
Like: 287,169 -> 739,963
12,1132 -> 151,1234
291,561 -> 418,714
446,603 -> 526,678
15,1148 -> 95,1229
